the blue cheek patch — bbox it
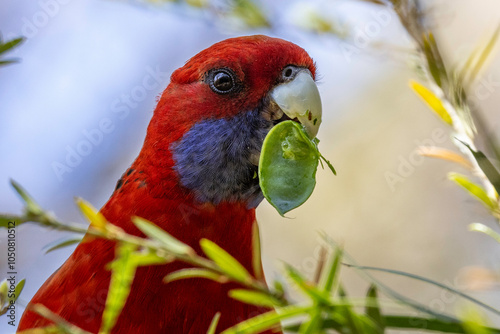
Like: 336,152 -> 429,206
171,109 -> 272,208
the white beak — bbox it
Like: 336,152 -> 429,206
270,71 -> 322,138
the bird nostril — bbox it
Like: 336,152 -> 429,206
284,68 -> 293,78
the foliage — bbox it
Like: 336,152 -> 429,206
0,278 -> 25,316
0,35 -> 24,67
395,0 -> 500,230
4,182 -> 500,333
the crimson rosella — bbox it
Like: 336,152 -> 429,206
18,35 -> 322,333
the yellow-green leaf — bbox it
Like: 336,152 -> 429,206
0,37 -> 24,55
132,216 -> 194,256
321,246 -> 342,293
461,25 -> 500,87
228,289 -> 283,308
365,284 -> 385,330
11,180 -> 43,216
469,223 -> 500,244
200,238 -> 252,284
10,278 -> 25,304
76,198 -> 107,231
0,215 -> 27,228
44,238 -> 82,254
221,305 -> 312,334
100,243 -> 137,334
449,173 -> 497,210
459,305 -> 491,334
164,268 -> 226,284
17,325 -> 68,334
206,312 -> 221,334
130,250 -> 169,267
410,81 -> 453,125
284,264 -> 329,304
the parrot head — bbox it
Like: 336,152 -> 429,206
144,35 -> 321,209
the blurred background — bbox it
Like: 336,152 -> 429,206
1,0 -> 500,332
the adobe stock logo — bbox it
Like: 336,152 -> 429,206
19,0 -> 73,39
51,65 -> 168,181
339,8 -> 392,63
385,128 -> 448,192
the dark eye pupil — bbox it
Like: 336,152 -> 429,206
213,72 -> 233,92
284,68 -> 293,77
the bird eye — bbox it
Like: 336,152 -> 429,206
209,69 -> 236,94
282,65 -> 299,81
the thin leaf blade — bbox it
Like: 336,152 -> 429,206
449,172 -> 498,210
206,312 -> 221,334
200,238 -> 252,284
132,216 -> 194,256
221,305 -> 312,334
228,289 -> 283,308
100,243 -> 137,334
164,268 -> 226,284
44,238 -> 82,254
410,81 -> 453,125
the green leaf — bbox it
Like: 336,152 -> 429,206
321,247 -> 342,293
0,59 -> 19,66
100,242 -> 137,334
422,33 -> 447,88
0,37 -> 24,55
365,284 -> 385,330
284,264 -> 329,304
259,120 -> 320,216
221,305 -> 312,334
469,223 -> 500,244
164,268 -> 225,283
287,315 -> 500,333
228,289 -> 283,308
26,304 -> 93,334
0,215 -> 26,228
345,264 -> 500,317
458,141 -> 500,196
44,238 -> 82,254
17,325 -> 67,334
10,179 -> 43,215
298,308 -> 323,334
75,198 -> 108,232
460,306 -> 491,334
339,250 -> 470,323
460,25 -> 500,86
319,153 -> 337,175
206,312 -> 221,334
448,173 -> 498,210
273,280 -> 284,296
10,278 -> 26,304
337,285 -> 366,333
0,280 -> 8,313
130,250 -> 168,267
132,216 -> 194,256
101,246 -> 168,334
200,238 -> 252,284
383,315 -> 499,333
